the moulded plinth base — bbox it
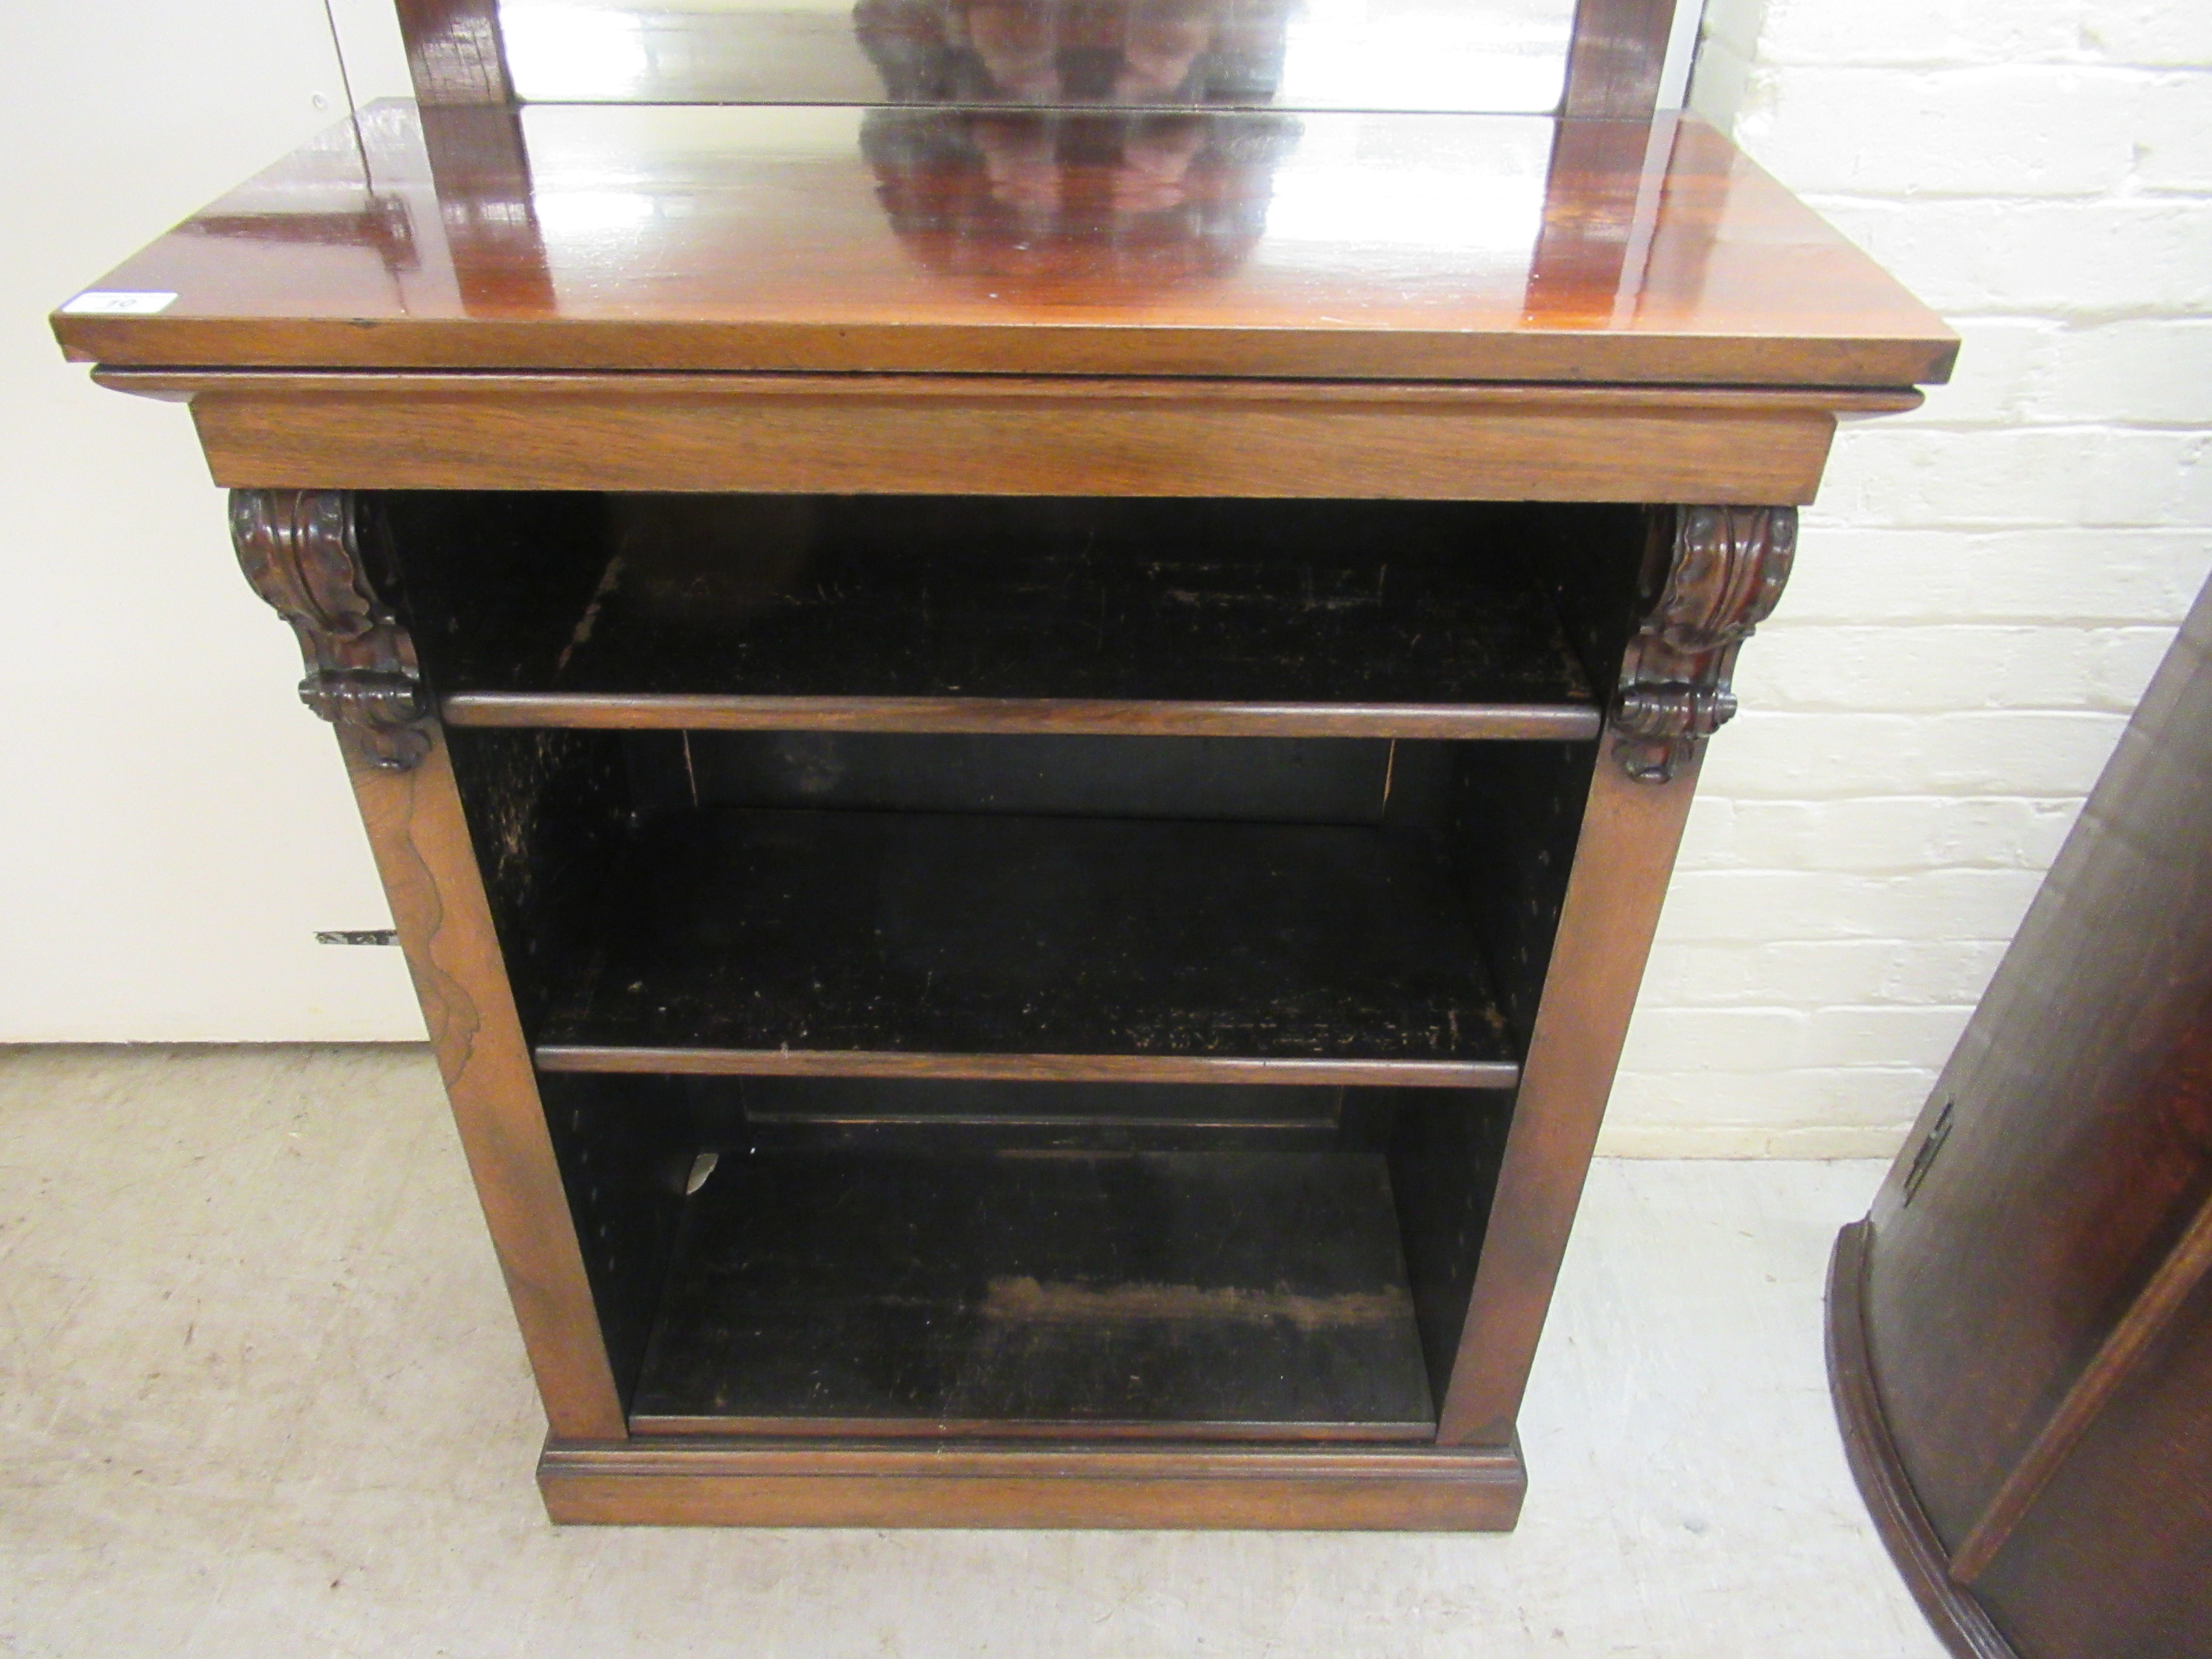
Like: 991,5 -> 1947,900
538,1435 -> 1526,1529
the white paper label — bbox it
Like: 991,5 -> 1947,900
59,290 -> 178,316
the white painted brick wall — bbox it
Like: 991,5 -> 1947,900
1604,0 -> 2212,1155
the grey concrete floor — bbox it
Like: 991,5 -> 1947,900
0,1045 -> 1946,1658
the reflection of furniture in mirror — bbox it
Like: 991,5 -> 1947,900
851,0 -> 1296,108
1829,574 -> 2212,1659
860,108 -> 1301,290
53,0 -> 1953,1528
482,0 -> 1583,111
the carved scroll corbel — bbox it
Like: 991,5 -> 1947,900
1612,505 -> 1796,784
229,489 -> 430,770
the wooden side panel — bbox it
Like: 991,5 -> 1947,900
1428,500 -> 1706,1444
538,1439 -> 1525,1529
416,105 -> 558,314
1525,119 -> 1670,325
176,384 -> 1841,503
1437,754 -> 1700,1443
1560,0 -> 1675,120
343,727 -> 627,1438
395,0 -> 512,105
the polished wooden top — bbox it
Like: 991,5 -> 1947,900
54,100 -> 1954,387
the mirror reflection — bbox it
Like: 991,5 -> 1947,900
498,0 -> 1573,112
863,109 -> 1301,290
856,0 -> 1288,108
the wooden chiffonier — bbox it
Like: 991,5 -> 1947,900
52,0 -> 1953,1528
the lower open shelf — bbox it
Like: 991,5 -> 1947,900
629,1149 -> 1436,1441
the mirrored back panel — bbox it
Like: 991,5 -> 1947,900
494,0 -> 1577,111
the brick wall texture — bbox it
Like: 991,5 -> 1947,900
1601,0 -> 2212,1154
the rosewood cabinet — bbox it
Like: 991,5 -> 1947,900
52,0 -> 1952,1528
1829,572 -> 2212,1657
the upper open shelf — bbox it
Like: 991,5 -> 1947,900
433,496 -> 1604,741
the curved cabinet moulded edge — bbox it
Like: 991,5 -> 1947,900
1825,1222 -> 2020,1659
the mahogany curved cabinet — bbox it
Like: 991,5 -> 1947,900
1830,572 -> 2212,1656
54,0 -> 1951,1530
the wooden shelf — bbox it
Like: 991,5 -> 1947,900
534,806 -> 1519,1087
447,693 -> 1599,741
628,1149 -> 1437,1439
435,496 -> 1601,742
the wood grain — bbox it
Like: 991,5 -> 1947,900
538,1436 -> 1525,1528
112,372 -> 1866,501
1437,749 -> 1700,1443
1970,1249 -> 2212,1658
1560,0 -> 1673,119
55,105 -> 1954,390
1860,583 -> 2212,1547
536,1047 -> 1515,1089
395,0 -> 512,104
341,725 -> 627,1439
443,694 -> 1604,741
1950,1188 -> 2212,1578
1837,569 -> 2212,1657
